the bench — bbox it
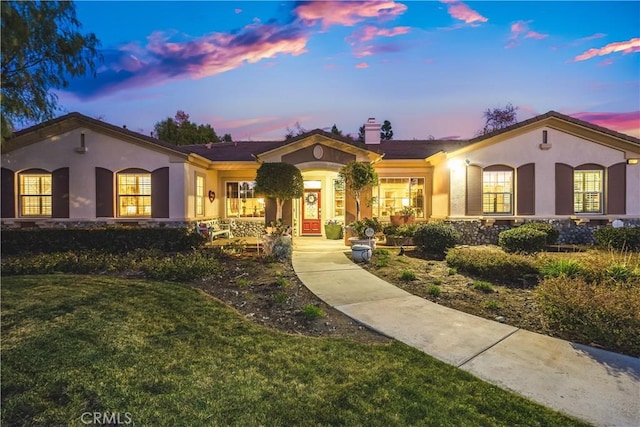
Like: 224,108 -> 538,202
196,219 -> 233,243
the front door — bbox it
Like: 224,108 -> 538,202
302,189 -> 321,235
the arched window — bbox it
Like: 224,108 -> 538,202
482,165 -> 513,215
117,169 -> 151,216
19,169 -> 52,216
574,164 -> 603,214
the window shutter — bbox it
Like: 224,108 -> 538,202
607,162 -> 626,214
465,165 -> 482,215
555,163 -> 573,215
516,163 -> 535,215
151,167 -> 170,218
1,168 -> 15,218
52,168 -> 70,218
95,167 -> 114,217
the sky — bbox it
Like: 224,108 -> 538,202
56,1 -> 640,141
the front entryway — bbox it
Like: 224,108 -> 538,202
302,189 -> 321,235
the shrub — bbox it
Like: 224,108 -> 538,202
263,236 -> 293,261
483,300 -> 501,310
1,250 -> 147,275
498,227 -> 547,254
400,270 -> 416,281
383,224 -> 417,238
274,292 -> 288,303
447,267 -> 457,276
473,281 -> 494,293
236,278 -> 250,287
521,222 -> 559,245
275,277 -> 289,287
539,259 -> 585,279
446,246 -> 538,285
301,304 -> 325,319
427,285 -> 441,297
413,223 -> 460,257
351,217 -> 383,239
595,226 -> 640,252
139,252 -> 220,282
536,277 -> 640,357
0,227 -> 204,256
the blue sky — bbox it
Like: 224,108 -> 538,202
57,1 -> 640,140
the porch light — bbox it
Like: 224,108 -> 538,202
402,198 -> 410,207
627,159 -> 638,165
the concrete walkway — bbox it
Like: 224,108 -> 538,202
292,237 -> 640,427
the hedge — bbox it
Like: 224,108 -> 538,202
1,227 -> 205,256
594,226 -> 640,252
498,227 -> 547,254
413,223 -> 461,258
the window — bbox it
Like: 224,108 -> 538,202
483,171 -> 513,214
19,172 -> 51,216
226,181 -> 264,218
574,170 -> 602,213
118,172 -> 151,216
333,179 -> 345,220
373,178 -> 425,218
195,175 -> 205,216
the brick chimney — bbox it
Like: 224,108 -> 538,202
364,118 -> 380,144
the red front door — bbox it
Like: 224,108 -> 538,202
302,189 -> 321,235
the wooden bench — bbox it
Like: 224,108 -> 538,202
196,219 -> 233,243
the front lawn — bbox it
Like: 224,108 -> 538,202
1,275 -> 586,426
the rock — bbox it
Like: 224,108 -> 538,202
495,316 -> 505,323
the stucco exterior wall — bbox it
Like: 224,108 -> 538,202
445,126 -> 639,217
1,128 -> 187,220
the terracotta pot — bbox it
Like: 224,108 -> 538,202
389,215 -> 415,226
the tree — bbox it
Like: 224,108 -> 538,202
153,111 -> 218,145
381,120 -> 393,140
254,162 -> 304,223
357,125 -> 365,142
480,103 -> 518,135
338,161 -> 379,221
220,133 -> 233,143
284,121 -> 306,140
330,124 -> 343,137
1,1 -> 101,141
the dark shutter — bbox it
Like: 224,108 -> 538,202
555,163 -> 573,215
95,167 -> 114,217
151,167 -> 170,218
51,167 -> 70,218
517,163 -> 535,215
1,168 -> 15,218
466,165 -> 482,215
607,162 -> 626,214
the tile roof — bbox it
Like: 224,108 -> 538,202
468,110 -> 640,145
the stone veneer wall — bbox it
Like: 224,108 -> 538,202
443,219 -> 640,246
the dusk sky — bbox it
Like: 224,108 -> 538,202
57,1 -> 640,140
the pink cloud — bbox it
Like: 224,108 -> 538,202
295,1 -> 408,29
572,111 -> 640,137
66,23 -> 310,99
355,62 -> 369,69
506,20 -> 548,48
598,58 -> 614,67
234,8 -> 242,14
573,38 -> 640,61
347,25 -> 410,44
440,0 -> 487,24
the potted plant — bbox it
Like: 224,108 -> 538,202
262,219 -> 293,260
390,205 -> 415,226
348,217 -> 382,250
324,219 -> 343,240
383,224 -> 417,246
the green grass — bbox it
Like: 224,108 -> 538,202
1,275 -> 587,426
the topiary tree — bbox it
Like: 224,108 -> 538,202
254,162 -> 303,223
338,161 -> 378,221
520,222 -> 559,245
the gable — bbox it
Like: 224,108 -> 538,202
282,143 -> 356,165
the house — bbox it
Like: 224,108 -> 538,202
2,111 -> 639,243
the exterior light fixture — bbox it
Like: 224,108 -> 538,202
539,130 -> 552,150
627,159 -> 639,165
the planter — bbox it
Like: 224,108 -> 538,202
324,224 -> 343,240
385,236 -> 413,246
351,244 -> 372,262
390,215 -> 415,226
348,237 -> 376,251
